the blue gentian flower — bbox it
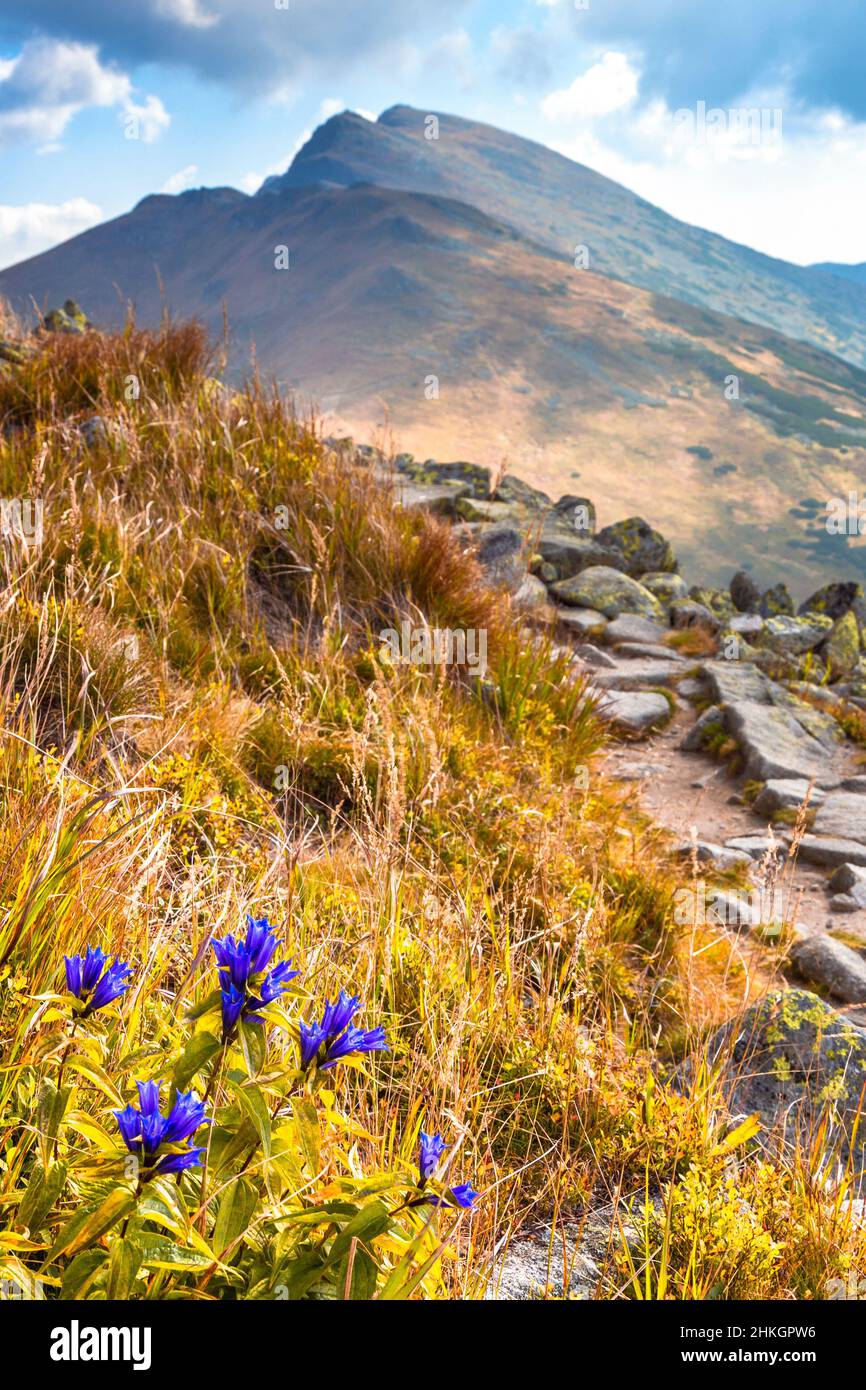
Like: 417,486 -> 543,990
211,914 -> 299,1039
445,1183 -> 479,1209
113,1080 -> 209,1178
299,990 -> 389,1071
421,1183 -> 479,1211
418,1130 -> 446,1183
412,1128 -> 478,1210
64,946 -> 132,1017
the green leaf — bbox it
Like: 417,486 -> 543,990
293,1098 -> 320,1176
65,1054 -> 125,1107
230,1080 -> 271,1158
238,1020 -> 267,1078
42,1185 -> 137,1267
17,1160 -> 68,1234
270,1123 -> 306,1195
106,1236 -> 143,1299
60,1249 -> 107,1300
184,987 -> 223,1023
137,1231 -> 213,1272
173,1029 -> 222,1091
36,1077 -> 72,1158
212,1177 -> 257,1257
336,1241 -> 378,1301
331,1199 -> 391,1257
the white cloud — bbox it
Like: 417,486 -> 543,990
538,69 -> 866,264
121,93 -> 171,143
161,164 -> 199,194
542,52 -> 638,122
0,38 -> 168,146
154,0 -> 219,28
0,197 -> 102,270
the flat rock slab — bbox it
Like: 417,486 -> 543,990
701,661 -> 842,749
604,614 -> 668,645
594,690 -> 671,734
813,792 -> 866,846
550,567 -> 662,620
724,834 -> 789,859
593,661 -> 683,691
554,607 -> 608,638
611,761 -> 658,781
702,660 -> 773,706
753,778 -> 826,816
613,642 -> 684,661
573,644 -> 617,669
723,700 -> 837,786
791,934 -> 866,1004
798,835 -> 866,868
673,840 -> 752,869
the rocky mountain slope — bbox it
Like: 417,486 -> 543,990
271,107 -> 866,369
812,261 -> 866,286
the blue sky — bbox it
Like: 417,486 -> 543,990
1,0 -> 865,270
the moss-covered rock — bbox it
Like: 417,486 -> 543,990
798,581 -> 864,622
821,609 -> 861,679
641,571 -> 689,605
759,582 -> 795,617
493,475 -> 551,510
549,495 -> 597,535
536,529 -> 627,580
455,496 -> 522,525
700,989 -> 866,1168
760,613 -> 833,657
42,299 -> 91,334
595,516 -> 677,577
549,565 -> 663,619
397,458 -> 491,499
688,586 -> 736,622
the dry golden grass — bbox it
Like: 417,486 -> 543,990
0,312 -> 860,1301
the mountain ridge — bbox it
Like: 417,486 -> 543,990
2,105 -> 866,592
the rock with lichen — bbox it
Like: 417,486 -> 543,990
595,516 -> 677,577
694,989 -> 866,1172
641,570 -> 689,606
759,582 -> 795,617
42,299 -> 91,334
549,565 -> 663,619
820,610 -> 861,679
798,581 -> 864,622
687,586 -> 736,622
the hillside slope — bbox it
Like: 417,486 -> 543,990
2,178 -> 866,591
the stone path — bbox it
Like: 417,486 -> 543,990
569,629 -> 866,1002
